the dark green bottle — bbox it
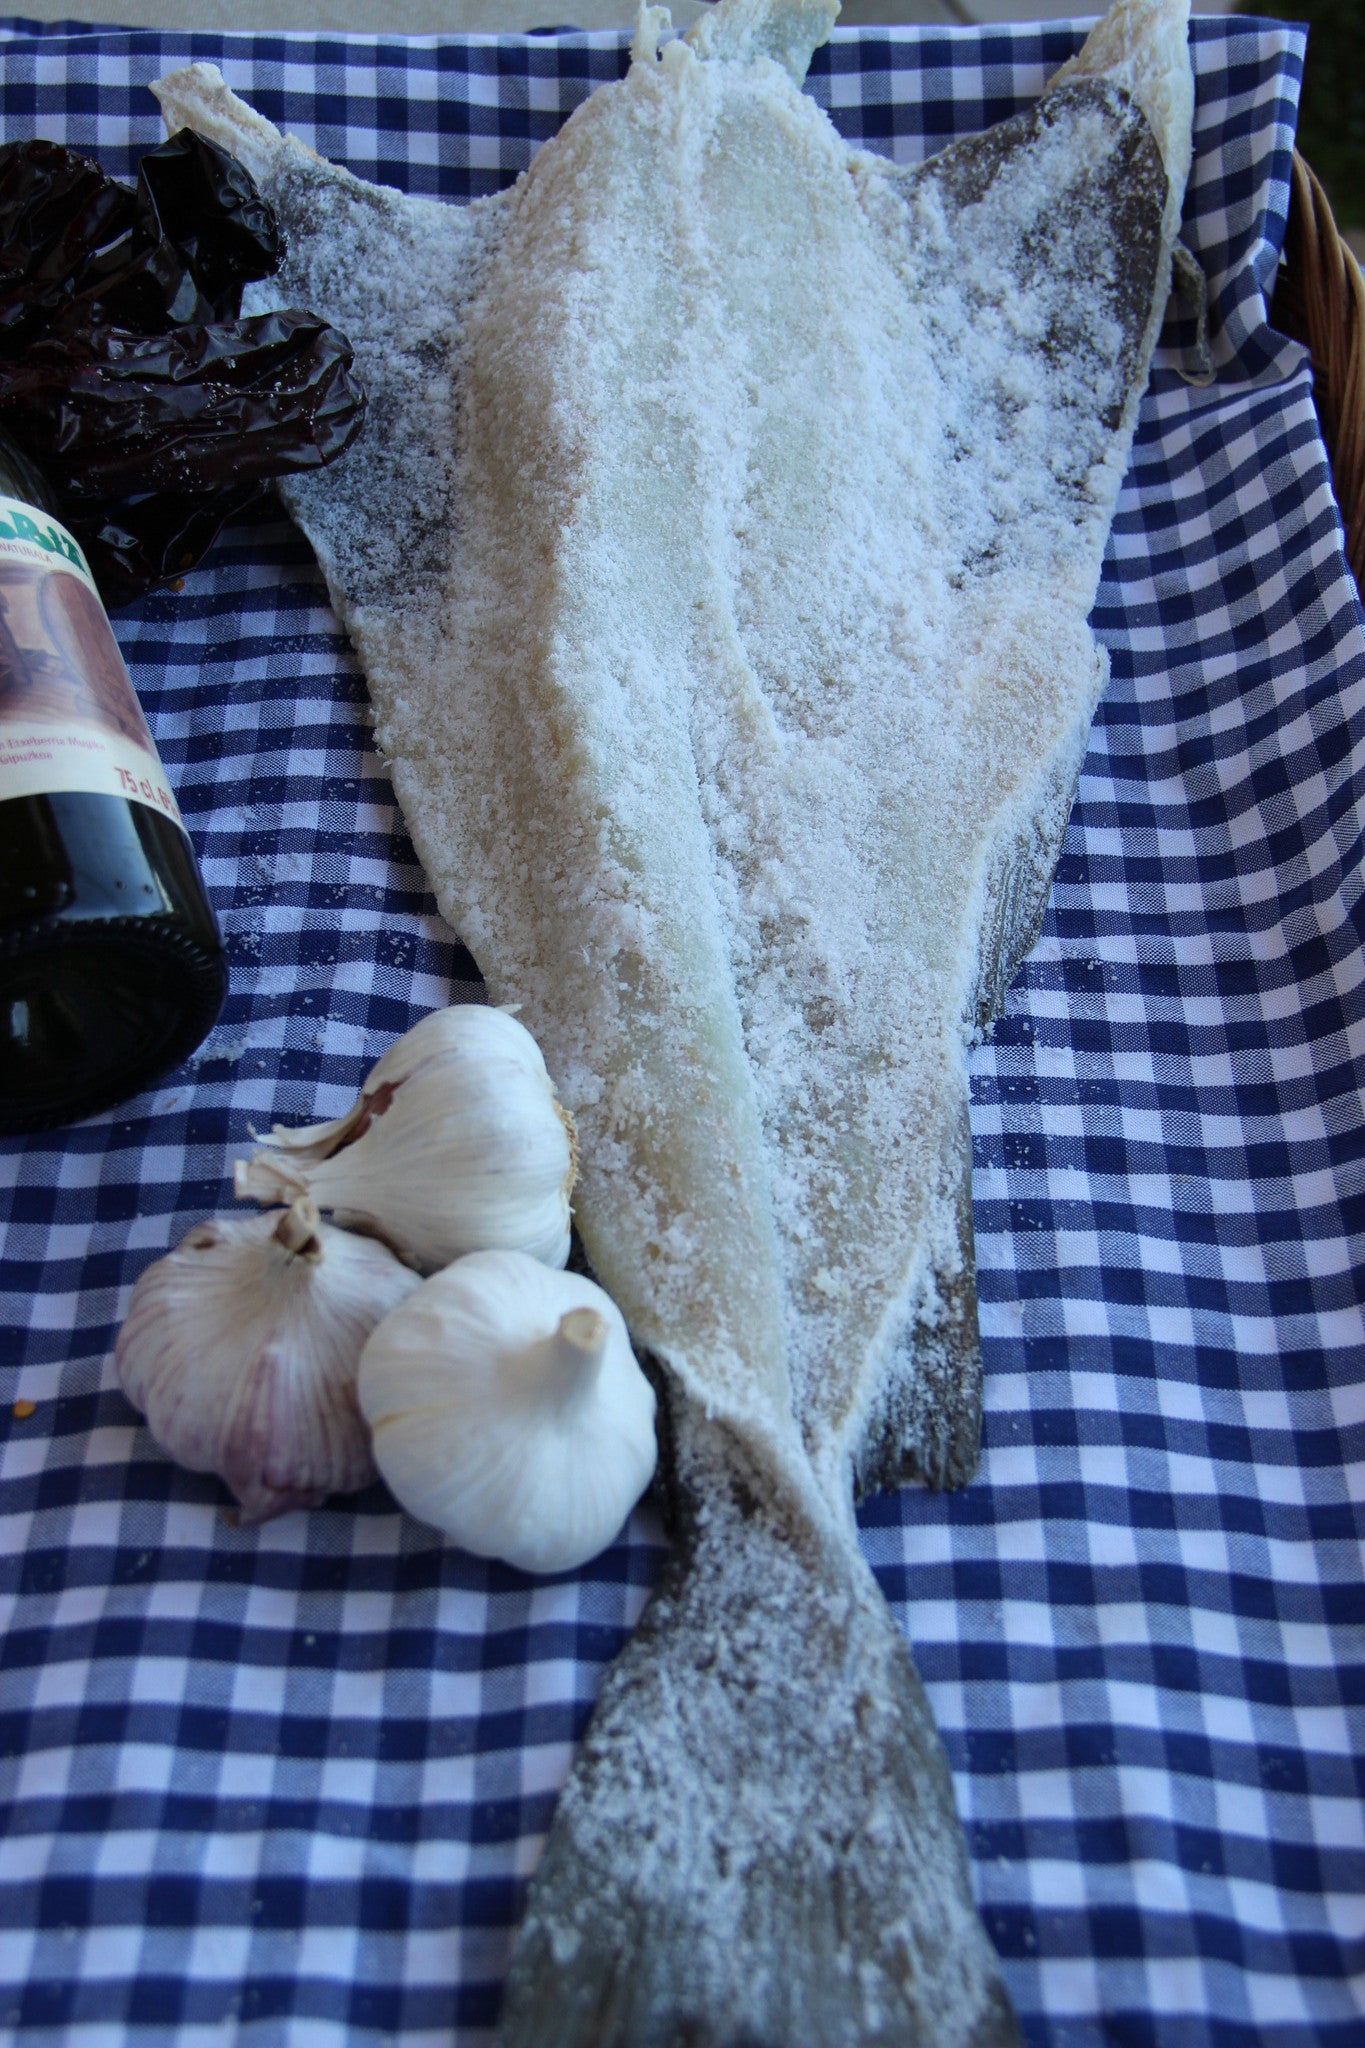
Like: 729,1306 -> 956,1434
0,431 -> 226,1133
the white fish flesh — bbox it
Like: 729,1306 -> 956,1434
156,0 -> 1193,2037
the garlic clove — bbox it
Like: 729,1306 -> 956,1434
234,1005 -> 578,1274
357,1249 -> 658,1575
115,1197 -> 422,1522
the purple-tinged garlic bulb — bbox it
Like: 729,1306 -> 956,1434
115,1198 -> 420,1522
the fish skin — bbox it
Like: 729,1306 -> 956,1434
155,0 -> 1191,2038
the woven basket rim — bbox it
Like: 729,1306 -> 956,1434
1280,150 -> 1365,594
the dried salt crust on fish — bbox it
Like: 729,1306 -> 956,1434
158,1 -> 1193,2039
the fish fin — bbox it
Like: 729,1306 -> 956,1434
154,63 -> 499,618
971,649 -> 1103,1031
847,53 -> 1188,1507
850,645 -> 1104,1504
498,1408 -> 1018,2048
851,1087 -> 981,1503
849,638 -> 1102,1507
875,66 -> 1179,579
1169,239 -> 1215,387
152,62 -> 290,185
1050,0 -> 1193,196
684,0 -> 839,87
257,141 -> 497,616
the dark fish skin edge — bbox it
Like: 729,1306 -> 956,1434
854,722 -> 1090,1506
496,75 -> 1169,2048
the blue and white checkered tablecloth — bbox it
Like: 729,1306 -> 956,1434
1,11 -> 1362,2046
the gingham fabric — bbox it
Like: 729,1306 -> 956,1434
1,11 -> 1361,2046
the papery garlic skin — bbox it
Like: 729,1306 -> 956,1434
115,1199 -> 422,1522
235,1006 -> 577,1274
358,1250 -> 657,1575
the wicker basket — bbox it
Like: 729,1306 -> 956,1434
1274,151 -> 1365,596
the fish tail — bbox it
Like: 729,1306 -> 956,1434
497,1404 -> 1018,2048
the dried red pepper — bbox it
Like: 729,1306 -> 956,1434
0,128 -> 364,604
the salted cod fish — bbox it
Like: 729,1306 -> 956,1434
158,0 -> 1193,2038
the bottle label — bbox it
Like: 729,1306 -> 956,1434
0,495 -> 186,829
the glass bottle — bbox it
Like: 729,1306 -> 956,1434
0,430 -> 227,1133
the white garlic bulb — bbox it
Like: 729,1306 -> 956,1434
357,1250 -> 658,1575
234,1005 -> 577,1274
115,1198 -> 421,1523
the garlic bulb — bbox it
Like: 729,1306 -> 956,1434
115,1198 -> 421,1523
358,1250 -> 658,1575
234,1005 -> 577,1274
